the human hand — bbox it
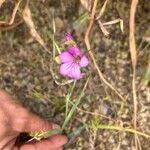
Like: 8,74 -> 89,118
0,90 -> 67,150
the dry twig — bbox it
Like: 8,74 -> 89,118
142,36 -> 150,42
23,0 -> 51,54
103,18 -> 124,33
9,0 -> 21,25
96,0 -> 109,20
80,0 -> 110,37
23,0 -> 50,54
0,0 -> 21,25
80,0 -> 92,11
129,0 -> 139,148
0,20 -> 23,31
129,0 -> 138,129
84,0 -> 125,106
0,0 -> 5,7
96,19 -> 110,37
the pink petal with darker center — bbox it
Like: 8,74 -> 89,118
67,63 -> 81,80
59,51 -> 73,63
67,46 -> 82,56
60,62 -> 73,76
79,55 -> 89,67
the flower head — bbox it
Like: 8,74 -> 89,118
59,46 -> 89,80
64,33 -> 76,46
65,33 -> 73,41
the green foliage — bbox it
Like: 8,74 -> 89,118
65,80 -> 77,117
30,78 -> 89,141
62,78 -> 89,130
29,128 -> 62,141
142,62 -> 150,86
54,97 -> 66,111
78,12 -> 89,25
32,90 -> 44,100
73,12 -> 89,30
64,40 -> 76,47
89,117 -> 101,130
53,40 -> 61,54
144,69 -> 150,81
89,122 -> 150,138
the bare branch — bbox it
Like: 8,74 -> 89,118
23,0 -> 50,54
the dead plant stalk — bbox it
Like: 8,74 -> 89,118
84,0 -> 125,103
129,0 -> 138,129
0,0 -> 5,7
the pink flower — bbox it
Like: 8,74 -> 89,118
59,46 -> 89,80
65,33 -> 73,41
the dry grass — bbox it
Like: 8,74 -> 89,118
129,0 -> 138,129
0,0 -> 20,25
23,0 -> 50,54
0,0 -> 5,7
129,0 -> 139,148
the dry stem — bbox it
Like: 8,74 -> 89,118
0,0 -> 5,7
0,0 -> 21,25
129,0 -> 138,129
129,0 -> 139,148
84,0 -> 125,104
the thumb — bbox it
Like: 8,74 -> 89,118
12,111 -> 59,132
0,90 -> 58,132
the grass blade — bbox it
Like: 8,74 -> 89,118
65,80 -> 77,117
62,77 -> 89,130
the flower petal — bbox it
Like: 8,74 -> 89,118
65,33 -> 73,41
68,64 -> 81,80
59,62 -> 73,76
67,46 -> 82,56
59,51 -> 73,63
79,55 -> 89,67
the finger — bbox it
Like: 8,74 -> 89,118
20,135 -> 67,150
13,146 -> 19,150
12,112 -> 59,132
0,90 -> 58,132
57,148 -> 63,150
